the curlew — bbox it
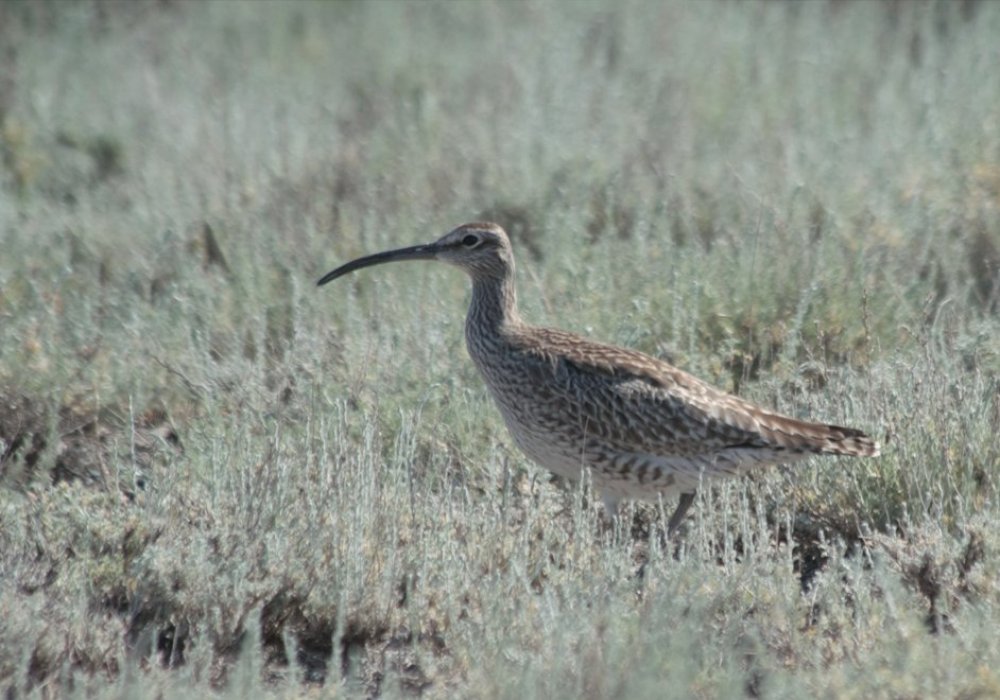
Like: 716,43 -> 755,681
318,223 -> 880,534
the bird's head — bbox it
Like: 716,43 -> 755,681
317,222 -> 514,286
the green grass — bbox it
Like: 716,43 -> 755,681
1,0 -> 999,696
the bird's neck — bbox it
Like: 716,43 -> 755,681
468,274 -> 521,335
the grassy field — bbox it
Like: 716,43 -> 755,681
1,0 -> 999,697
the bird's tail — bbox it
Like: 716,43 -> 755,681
758,414 -> 881,458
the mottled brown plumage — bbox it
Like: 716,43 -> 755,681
319,222 -> 880,533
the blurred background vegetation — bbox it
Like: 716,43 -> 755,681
0,1 -> 998,697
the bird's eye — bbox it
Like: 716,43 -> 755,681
461,234 -> 480,247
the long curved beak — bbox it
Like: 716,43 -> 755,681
317,243 -> 439,286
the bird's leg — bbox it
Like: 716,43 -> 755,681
667,492 -> 696,536
595,494 -> 626,540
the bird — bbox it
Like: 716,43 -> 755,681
318,222 -> 880,535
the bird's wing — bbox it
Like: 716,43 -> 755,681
509,325 -> 876,459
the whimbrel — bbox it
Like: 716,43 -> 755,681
318,223 -> 880,534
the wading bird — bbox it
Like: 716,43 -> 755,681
318,223 -> 879,534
